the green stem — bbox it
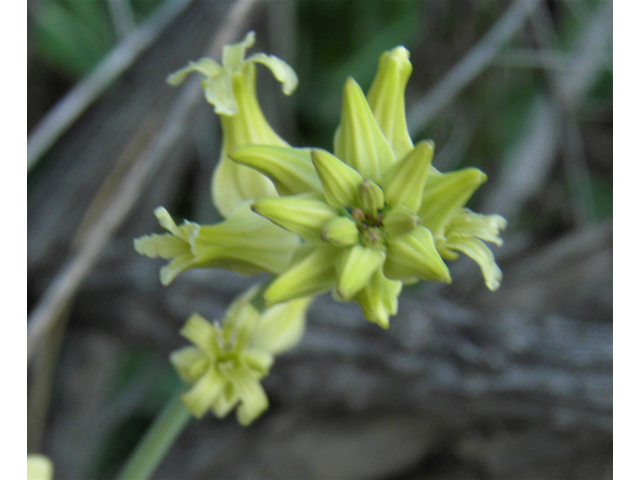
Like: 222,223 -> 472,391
117,389 -> 192,480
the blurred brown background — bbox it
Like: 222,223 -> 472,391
27,0 -> 612,478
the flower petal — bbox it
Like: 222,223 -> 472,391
241,348 -> 275,375
418,168 -> 487,237
380,140 -> 434,211
193,203 -> 300,274
334,77 -> 396,181
247,52 -> 298,95
170,346 -> 210,384
166,58 -> 223,86
203,74 -> 238,115
222,31 -> 256,72
367,46 -> 414,160
336,245 -> 386,300
311,148 -> 363,208
444,234 -> 503,291
181,366 -> 226,418
264,246 -> 340,305
253,193 -> 339,243
384,227 -> 451,283
180,313 -> 218,353
211,383 -> 240,418
355,268 -> 402,329
251,296 -> 313,355
227,363 -> 269,426
446,209 -> 507,246
229,145 -> 322,196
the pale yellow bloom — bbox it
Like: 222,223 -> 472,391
27,455 -> 53,480
168,31 -> 298,217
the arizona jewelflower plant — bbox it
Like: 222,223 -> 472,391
230,46 -> 506,328
131,34 -> 505,458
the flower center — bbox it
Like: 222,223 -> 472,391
350,207 -> 387,249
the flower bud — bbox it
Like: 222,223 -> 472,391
252,193 -> 339,242
321,217 -> 359,247
358,179 -> 385,212
311,148 -> 363,208
336,245 -> 386,300
383,205 -> 420,238
381,140 -> 434,211
384,227 -> 451,283
367,46 -> 414,160
334,77 -> 395,182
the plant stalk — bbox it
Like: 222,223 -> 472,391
117,389 -> 191,480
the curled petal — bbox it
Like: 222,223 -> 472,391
446,209 -> 507,246
166,58 -> 223,86
222,31 -> 256,72
443,234 -> 503,291
247,52 -> 298,95
418,168 -> 487,236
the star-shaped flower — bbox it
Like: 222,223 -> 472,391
171,286 -> 311,425
231,77 -> 450,328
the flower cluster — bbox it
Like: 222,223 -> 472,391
134,33 -> 505,424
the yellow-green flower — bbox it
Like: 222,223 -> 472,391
170,287 -> 311,425
134,202 -> 299,285
367,46 -> 506,290
27,455 -> 53,480
231,78 -> 451,328
229,45 -> 506,326
168,31 -> 298,217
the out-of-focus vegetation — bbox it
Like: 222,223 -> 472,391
30,0 -> 163,79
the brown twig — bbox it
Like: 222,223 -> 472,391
27,0 -> 262,363
27,0 -> 195,172
406,0 -> 542,136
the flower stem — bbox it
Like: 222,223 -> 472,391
117,389 -> 192,480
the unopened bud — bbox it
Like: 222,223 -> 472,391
358,179 -> 385,212
383,205 -> 420,238
321,217 -> 359,247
